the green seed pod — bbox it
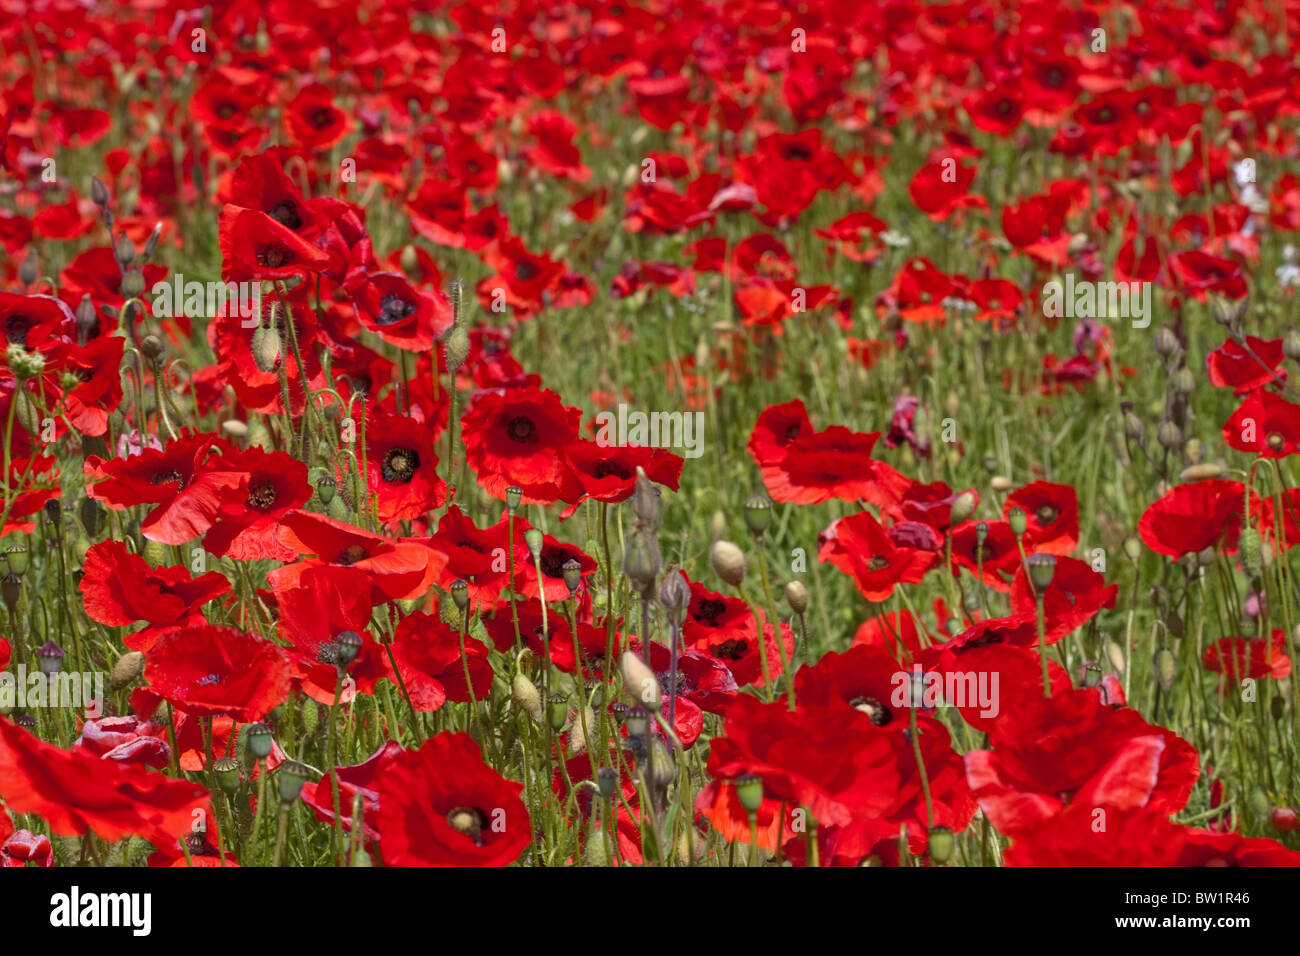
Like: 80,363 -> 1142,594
143,538 -> 168,566
1007,507 -> 1027,537
276,761 -> 311,803
583,826 -> 609,867
1248,783 -> 1272,821
743,492 -> 773,537
927,826 -> 955,864
4,546 -> 29,575
734,774 -> 764,815
214,757 -> 241,794
547,694 -> 569,732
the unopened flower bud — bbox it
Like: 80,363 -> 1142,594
1179,462 -> 1223,482
784,579 -> 809,616
657,567 -> 689,627
91,176 -> 109,207
949,491 -> 976,525
511,672 -> 543,721
1285,328 -> 1300,363
990,475 -> 1012,493
251,323 -> 281,373
444,324 -> 470,372
19,253 -> 38,287
1153,325 -> 1178,357
114,233 -> 136,267
1154,648 -> 1176,692
620,650 -> 660,712
1155,420 -> 1183,450
110,650 -> 146,690
710,539 -> 746,588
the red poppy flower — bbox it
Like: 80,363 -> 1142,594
375,732 -> 530,866
145,624 -> 292,722
2,828 -> 53,867
948,519 -> 1022,592
1206,335 -> 1286,395
285,86 -> 352,150
964,688 -> 1198,837
483,597 -> 607,673
1009,555 -> 1117,645
0,715 -> 210,846
706,694 -> 901,828
80,539 -> 231,652
84,431 -> 246,545
1004,481 -> 1079,555
908,157 -> 987,221
391,610 -> 494,713
203,446 -> 312,562
358,404 -> 446,523
75,716 -> 170,769
271,510 -> 447,602
690,613 -> 794,689
748,398 -> 814,468
218,205 -> 332,282
514,531 -> 598,603
301,741 -> 402,846
1223,389 -> 1300,458
819,511 -> 939,602
762,426 -> 890,505
351,272 -> 452,353
1138,480 -> 1253,557
1203,632 -> 1291,681
460,386 -> 582,504
1001,803 -> 1185,866
560,440 -> 683,513
1176,828 -> 1300,866
916,637 -> 1073,733
274,566 -> 392,705
682,579 -> 755,648
0,292 -> 74,352
1168,249 -> 1249,301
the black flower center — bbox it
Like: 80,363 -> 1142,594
152,469 -> 184,487
506,416 -> 536,443
851,695 -> 891,726
869,555 -> 890,571
592,461 -> 633,480
247,478 -> 278,511
338,543 -> 368,565
377,294 -> 416,326
381,447 -> 419,483
446,806 -> 488,845
715,638 -> 749,660
1036,504 -> 1059,525
5,315 -> 30,346
258,245 -> 290,268
270,201 -> 302,231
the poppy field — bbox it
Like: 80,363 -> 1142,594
1,0 -> 1300,876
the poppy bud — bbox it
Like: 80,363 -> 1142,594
335,629 -> 362,668
91,176 -> 109,207
596,766 -> 617,800
621,650 -> 660,711
1122,407 -> 1145,442
251,323 -> 281,373
214,757 -> 241,794
450,578 -> 470,611
623,529 -> 661,597
120,268 -> 144,299
110,650 -> 146,690
1154,648 -> 1176,692
734,774 -> 764,815
710,539 -> 746,588
524,528 -> 544,559
982,455 -> 999,474
990,475 -> 1012,493
784,579 -> 809,616
710,509 -> 726,541
1179,462 -> 1223,482
142,221 -> 162,261
927,826 -> 955,864
1026,553 -> 1057,590
114,233 -> 136,268
657,567 -> 690,627
4,546 -> 28,575
1155,420 -> 1183,450
75,294 -> 97,341
568,706 -> 595,754
632,467 -> 661,528
505,486 -> 523,513
647,737 -> 676,789
561,560 -> 582,596
1123,536 -> 1141,562
37,641 -> 64,676
1172,367 -> 1196,395
399,244 -> 419,274
949,490 -> 976,525
744,492 -> 773,537
1285,328 -> 1300,363
140,334 -> 164,362
1007,507 -> 1026,537
1183,438 -> 1204,465
300,697 -> 319,736
1248,784 -> 1272,821
221,420 -> 249,441
277,760 -> 311,803
547,694 -> 569,732
1153,325 -> 1179,357
18,253 -> 38,287
1104,639 -> 1126,675
1239,527 -> 1263,579
444,324 -> 470,372
245,722 -> 274,760
1,572 -> 21,612
511,673 -> 542,720
143,538 -> 167,566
